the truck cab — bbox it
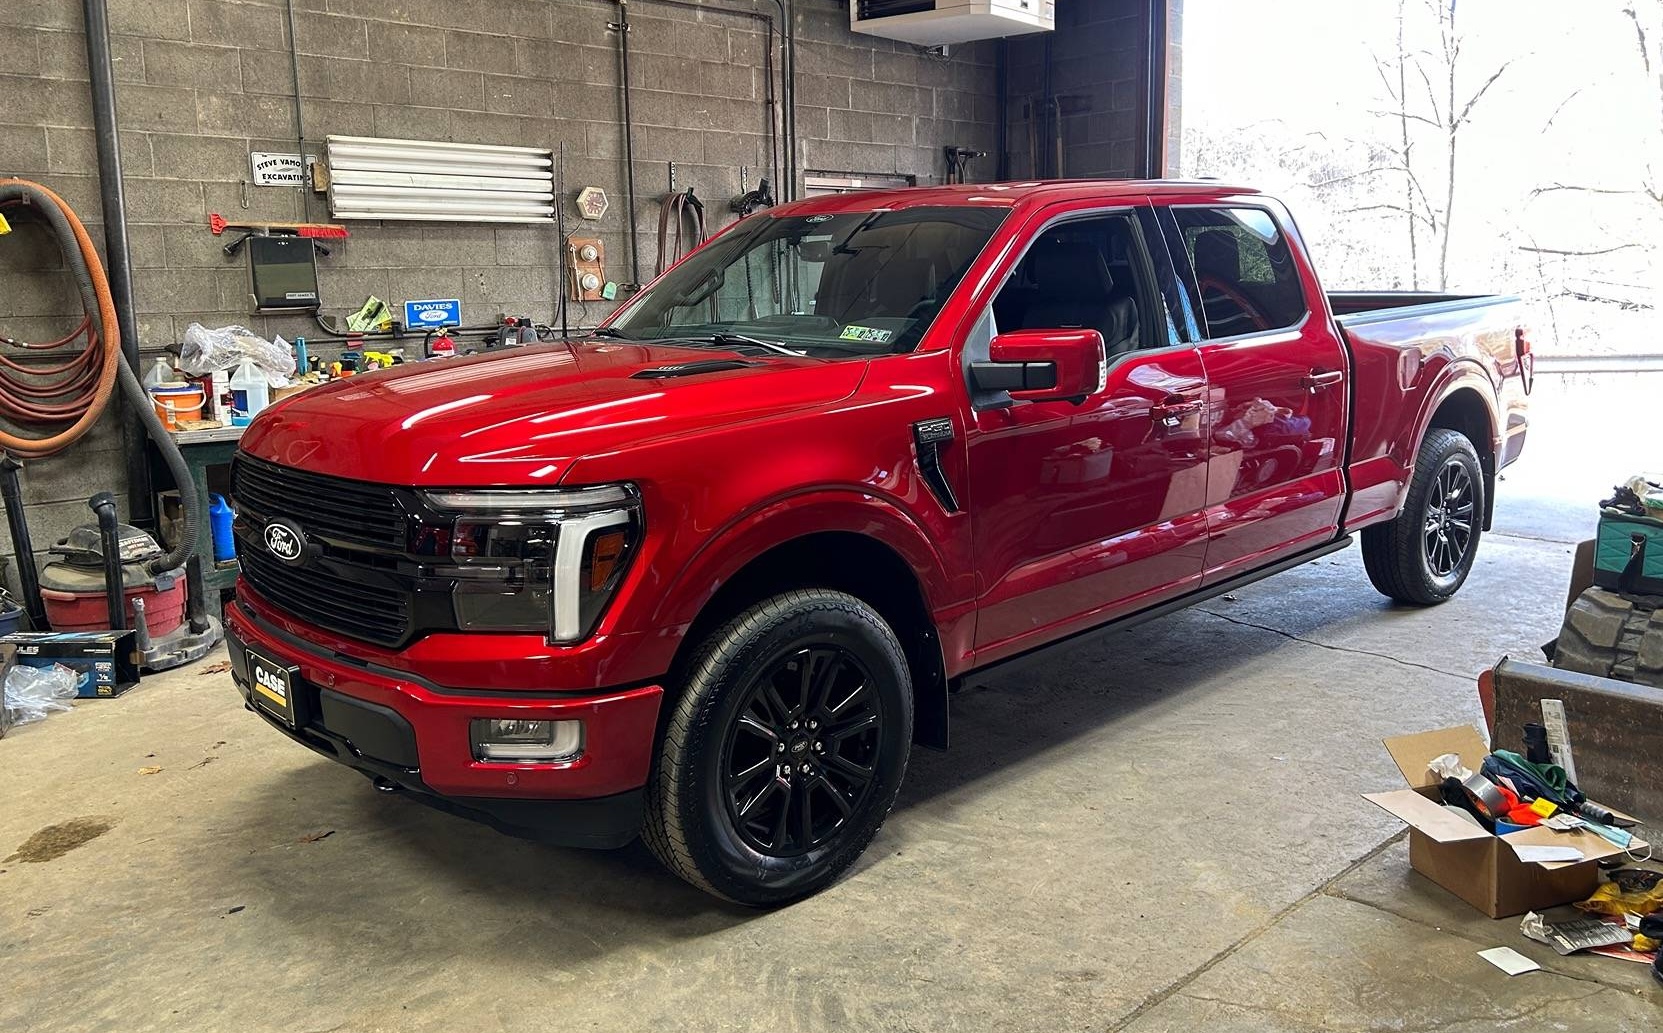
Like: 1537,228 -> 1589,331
225,181 -> 1531,905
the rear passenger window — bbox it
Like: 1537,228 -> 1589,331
1174,207 -> 1307,338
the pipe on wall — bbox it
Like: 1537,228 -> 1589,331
80,0 -> 153,526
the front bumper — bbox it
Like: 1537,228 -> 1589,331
225,600 -> 663,849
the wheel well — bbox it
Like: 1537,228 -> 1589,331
672,532 -> 949,749
1427,388 -> 1497,529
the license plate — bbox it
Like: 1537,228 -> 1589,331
247,650 -> 297,727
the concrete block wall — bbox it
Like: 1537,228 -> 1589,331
0,0 -> 1004,595
1002,0 -> 1166,180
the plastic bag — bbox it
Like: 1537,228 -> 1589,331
4,663 -> 79,726
178,323 -> 295,386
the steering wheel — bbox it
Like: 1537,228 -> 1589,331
1197,276 -> 1273,333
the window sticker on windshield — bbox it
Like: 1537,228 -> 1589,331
839,325 -> 894,344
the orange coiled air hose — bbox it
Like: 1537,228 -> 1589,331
0,178 -> 124,460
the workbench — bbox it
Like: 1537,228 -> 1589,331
153,424 -> 243,595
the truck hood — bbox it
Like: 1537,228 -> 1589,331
239,341 -> 867,486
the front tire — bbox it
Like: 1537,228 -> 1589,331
1362,427 -> 1485,605
643,589 -> 913,906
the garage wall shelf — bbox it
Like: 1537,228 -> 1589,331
323,136 -> 557,224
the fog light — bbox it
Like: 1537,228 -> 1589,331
470,718 -> 583,763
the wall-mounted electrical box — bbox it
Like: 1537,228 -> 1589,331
850,0 -> 1054,46
248,236 -> 320,312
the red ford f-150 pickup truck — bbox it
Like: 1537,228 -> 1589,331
226,181 -> 1531,904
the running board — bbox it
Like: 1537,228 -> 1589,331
960,534 -> 1355,687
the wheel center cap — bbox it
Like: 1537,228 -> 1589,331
789,737 -> 810,756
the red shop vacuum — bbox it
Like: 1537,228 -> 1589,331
34,492 -> 220,671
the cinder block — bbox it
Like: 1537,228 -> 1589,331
411,68 -> 486,111
794,74 -> 851,111
110,0 -> 191,42
0,124 -> 51,174
1,73 -> 94,128
453,31 -> 508,73
238,48 -> 304,96
196,91 -> 296,138
368,21 -> 448,66
187,0 -> 288,49
142,40 -> 242,90
299,98 -> 375,138
148,133 -> 248,182
484,74 -> 555,116
292,12 -> 370,61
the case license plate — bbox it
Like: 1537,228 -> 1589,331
248,650 -> 296,727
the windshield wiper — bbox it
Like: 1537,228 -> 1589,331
585,327 -> 634,339
706,333 -> 805,356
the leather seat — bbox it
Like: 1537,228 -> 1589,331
1019,240 -> 1139,355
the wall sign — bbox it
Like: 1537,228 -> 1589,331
250,152 -> 316,187
403,298 -> 462,329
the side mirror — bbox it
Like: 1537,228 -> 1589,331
971,329 -> 1105,403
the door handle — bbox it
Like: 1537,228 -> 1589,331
1302,369 -> 1344,392
1151,397 -> 1203,429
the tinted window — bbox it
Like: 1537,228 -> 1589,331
992,213 -> 1150,357
1174,207 -> 1307,337
612,207 -> 1008,356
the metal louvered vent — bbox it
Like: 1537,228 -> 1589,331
859,0 -> 936,16
324,135 -> 555,224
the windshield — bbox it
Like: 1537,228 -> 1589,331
608,206 -> 1009,357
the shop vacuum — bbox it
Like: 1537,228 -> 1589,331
37,493 -> 219,670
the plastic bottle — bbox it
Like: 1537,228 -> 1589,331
209,494 -> 236,562
229,358 -> 269,422
142,355 -> 172,390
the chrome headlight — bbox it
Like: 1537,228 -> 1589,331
417,484 -> 642,644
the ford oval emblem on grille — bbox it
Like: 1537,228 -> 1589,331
263,519 -> 308,566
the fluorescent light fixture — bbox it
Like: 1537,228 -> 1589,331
325,135 -> 556,224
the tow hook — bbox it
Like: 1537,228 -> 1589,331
372,776 -> 403,794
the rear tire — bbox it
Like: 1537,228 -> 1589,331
1362,428 -> 1485,605
643,589 -> 913,906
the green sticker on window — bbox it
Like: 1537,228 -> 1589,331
839,325 -> 893,344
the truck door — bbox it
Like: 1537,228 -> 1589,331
966,206 -> 1211,664
1159,203 -> 1349,583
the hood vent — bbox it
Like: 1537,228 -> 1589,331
631,359 -> 763,380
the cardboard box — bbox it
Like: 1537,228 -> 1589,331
0,631 -> 140,698
1362,725 -> 1644,918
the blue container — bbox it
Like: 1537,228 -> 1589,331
0,603 -> 21,635
209,493 -> 237,562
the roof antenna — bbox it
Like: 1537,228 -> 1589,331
557,141 -> 570,341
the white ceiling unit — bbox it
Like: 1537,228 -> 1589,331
850,0 -> 1055,46
324,135 -> 556,224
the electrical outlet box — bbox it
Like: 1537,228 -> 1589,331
568,236 -> 606,302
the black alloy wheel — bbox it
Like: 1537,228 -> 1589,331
643,589 -> 913,906
1423,458 -> 1475,578
720,645 -> 884,857
1362,427 -> 1485,605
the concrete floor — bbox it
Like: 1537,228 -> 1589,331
3,373 -> 1660,1032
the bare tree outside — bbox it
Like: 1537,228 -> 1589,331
1181,0 -> 1662,358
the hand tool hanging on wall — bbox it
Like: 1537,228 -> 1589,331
730,178 -> 776,216
655,186 -> 706,277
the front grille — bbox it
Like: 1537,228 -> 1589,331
232,454 -> 406,552
232,453 -> 417,647
238,541 -> 412,648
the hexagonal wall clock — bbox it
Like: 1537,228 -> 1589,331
577,186 -> 610,221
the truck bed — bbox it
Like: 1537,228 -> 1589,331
1330,290 -> 1531,532
1327,291 -> 1515,325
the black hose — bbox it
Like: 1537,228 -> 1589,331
0,455 -> 46,630
90,491 -> 125,631
117,353 -> 198,575
0,181 -> 199,577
